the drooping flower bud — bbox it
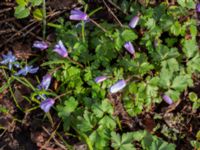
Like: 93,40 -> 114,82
69,9 -> 89,21
110,80 -> 126,93
94,76 -> 107,83
162,95 -> 173,105
53,40 -> 68,57
124,42 -> 135,55
129,16 -> 139,29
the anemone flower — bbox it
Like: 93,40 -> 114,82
15,65 -> 39,76
0,51 -> 19,70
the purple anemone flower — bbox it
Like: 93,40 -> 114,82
40,98 -> 55,112
94,76 -> 107,83
124,42 -> 135,55
129,16 -> 139,29
162,95 -> 173,105
15,65 -> 39,76
196,3 -> 200,13
69,9 -> 89,21
53,40 -> 68,57
38,74 -> 52,90
33,41 -> 48,50
110,80 -> 126,93
0,51 -> 19,70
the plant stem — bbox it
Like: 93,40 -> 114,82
90,18 -> 107,33
42,0 -> 46,39
88,7 -> 102,17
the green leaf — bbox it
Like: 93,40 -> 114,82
99,115 -> 116,130
121,29 -> 138,42
65,97 -> 78,113
132,130 -> 147,141
177,0 -> 195,9
14,5 -> 30,19
161,58 -> 179,74
92,99 -> 114,118
111,132 -> 136,150
171,75 -> 192,91
57,97 -> 78,118
182,39 -> 198,58
111,132 -> 121,146
16,0 -> 27,6
76,110 -> 97,133
145,18 -> 156,30
152,45 -> 179,62
170,21 -> 181,36
187,54 -> 200,73
33,8 -> 43,21
190,140 -> 200,149
189,92 -> 198,102
159,68 -> 173,89
89,127 -> 109,149
29,0 -> 43,6
190,25 -> 197,38
141,132 -> 176,150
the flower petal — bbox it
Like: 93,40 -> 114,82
39,74 -> 52,90
29,66 -> 39,74
40,98 -> 55,112
33,41 -> 48,50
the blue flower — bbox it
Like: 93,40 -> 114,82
33,41 -> 48,50
38,74 -> 52,90
15,65 -> 39,76
0,51 -> 19,70
53,40 -> 68,57
129,16 -> 139,29
69,9 -> 89,21
162,95 -> 173,105
124,42 -> 135,56
110,80 -> 126,93
40,98 -> 55,112
94,76 -> 107,83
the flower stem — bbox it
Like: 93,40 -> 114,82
81,21 -> 85,42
